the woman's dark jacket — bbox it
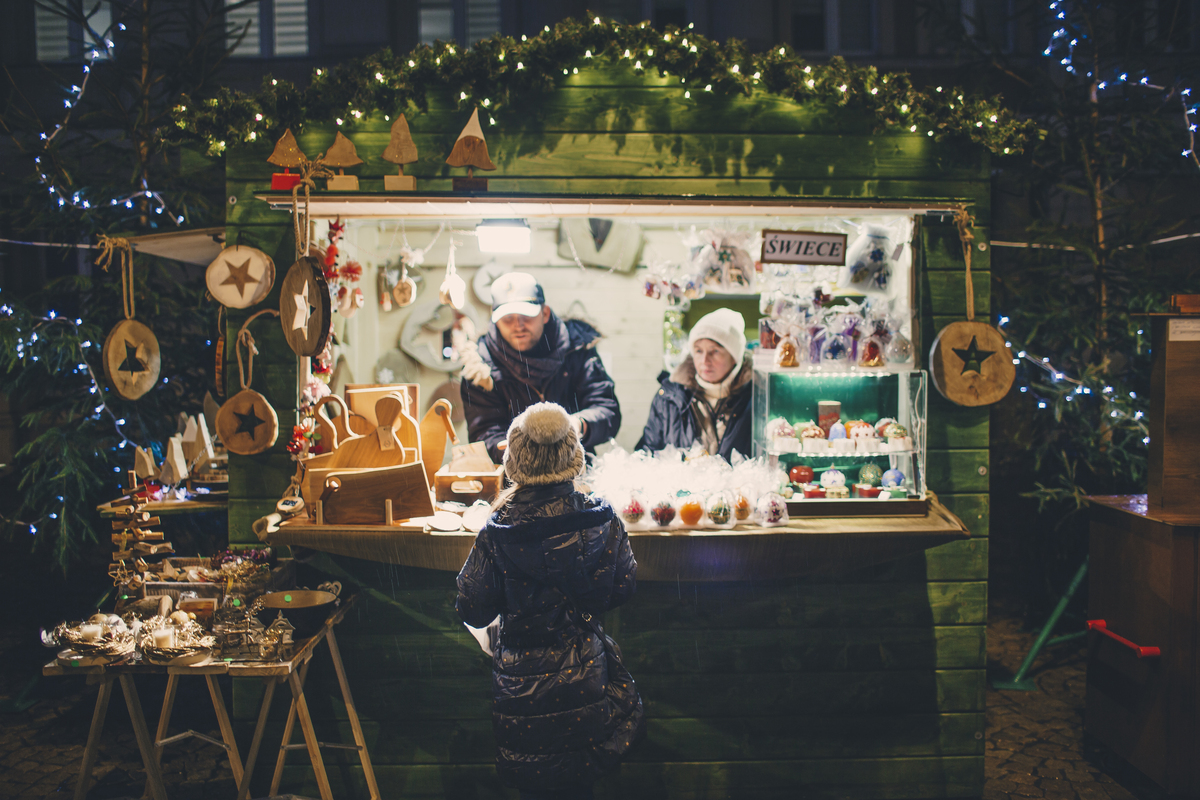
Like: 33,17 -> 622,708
636,353 -> 754,461
455,482 -> 642,790
460,314 -> 621,464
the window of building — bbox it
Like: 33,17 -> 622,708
274,0 -> 309,56
36,2 -> 113,62
792,0 -> 875,54
467,0 -> 501,44
225,1 -> 261,57
420,1 -> 454,46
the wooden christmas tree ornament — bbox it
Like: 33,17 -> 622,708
446,108 -> 495,191
216,310 -> 281,455
159,434 -> 189,485
929,212 -> 1014,406
323,132 -> 363,191
279,256 -> 332,357
98,236 -> 160,400
269,129 -> 306,191
205,244 -> 275,309
383,114 -> 418,191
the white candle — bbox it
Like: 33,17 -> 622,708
153,628 -> 174,648
79,624 -> 102,641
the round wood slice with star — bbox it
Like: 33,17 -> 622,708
929,320 -> 1015,407
215,388 -> 279,455
205,245 -> 275,309
102,320 -> 161,400
279,256 -> 331,357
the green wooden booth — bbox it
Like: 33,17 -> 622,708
221,61 -> 991,799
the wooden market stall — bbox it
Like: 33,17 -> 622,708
213,47 -> 997,800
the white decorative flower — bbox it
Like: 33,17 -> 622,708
376,367 -> 395,384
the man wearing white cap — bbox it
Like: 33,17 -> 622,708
637,307 -> 753,461
459,272 -> 621,464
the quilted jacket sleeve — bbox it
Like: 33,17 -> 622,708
568,351 -> 622,450
635,387 -> 672,453
455,534 -> 503,629
460,375 -> 512,466
604,516 -> 637,612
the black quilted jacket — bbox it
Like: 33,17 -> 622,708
455,482 -> 641,791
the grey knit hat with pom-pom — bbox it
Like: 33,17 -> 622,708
503,402 -> 585,486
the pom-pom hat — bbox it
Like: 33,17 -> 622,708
503,402 -> 585,486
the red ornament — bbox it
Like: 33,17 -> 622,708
789,465 -> 814,484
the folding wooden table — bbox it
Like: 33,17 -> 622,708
44,594 -> 378,800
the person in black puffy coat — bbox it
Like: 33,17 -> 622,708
637,308 -> 754,461
458,272 -> 621,465
456,402 -> 643,800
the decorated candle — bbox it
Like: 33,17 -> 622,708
79,624 -> 102,641
651,500 -> 676,526
706,493 -> 732,525
621,496 -> 646,524
152,628 -> 175,648
679,497 -> 704,526
789,464 -> 814,484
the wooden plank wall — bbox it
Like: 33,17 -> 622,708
225,63 -> 990,799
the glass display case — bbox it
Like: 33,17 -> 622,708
752,354 -> 928,515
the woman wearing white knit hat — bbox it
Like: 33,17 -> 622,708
456,402 -> 643,799
637,307 -> 753,460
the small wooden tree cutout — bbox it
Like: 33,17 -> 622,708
269,129 -> 306,190
383,114 -> 419,191
324,131 -> 364,191
446,108 -> 495,191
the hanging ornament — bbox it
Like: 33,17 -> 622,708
97,236 -> 160,400
205,244 -> 275,309
439,239 -> 467,309
216,309 -> 281,455
929,211 -> 1014,406
336,286 -> 364,318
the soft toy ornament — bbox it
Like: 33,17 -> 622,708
97,236 -> 160,401
205,245 -> 275,309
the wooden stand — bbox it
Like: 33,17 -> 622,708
1147,309 -> 1200,512
452,176 -> 488,192
1085,496 -> 1200,796
46,596 -> 377,800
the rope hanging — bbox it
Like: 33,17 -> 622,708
291,156 -> 332,260
95,235 -> 136,320
954,209 -> 976,322
234,309 -> 281,390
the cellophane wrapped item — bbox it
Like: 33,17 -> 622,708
583,446 -> 786,528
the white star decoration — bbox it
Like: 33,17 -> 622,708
292,282 -> 311,331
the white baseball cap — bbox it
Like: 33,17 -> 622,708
490,272 -> 545,323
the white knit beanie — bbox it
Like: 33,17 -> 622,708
503,402 -> 586,486
688,308 -> 746,364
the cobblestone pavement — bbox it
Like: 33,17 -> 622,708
0,598 -> 1163,800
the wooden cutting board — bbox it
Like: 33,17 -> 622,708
323,394 -> 418,469
313,394 -> 371,453
319,462 -> 434,525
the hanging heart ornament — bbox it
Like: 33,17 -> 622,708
279,255 -> 332,357
929,212 -> 1014,407
205,245 -> 275,309
97,236 -> 160,400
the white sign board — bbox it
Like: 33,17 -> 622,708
1169,318 -> 1200,341
760,229 -> 848,266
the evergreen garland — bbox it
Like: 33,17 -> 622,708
169,15 -> 1035,157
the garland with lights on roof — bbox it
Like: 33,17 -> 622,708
168,14 -> 1034,157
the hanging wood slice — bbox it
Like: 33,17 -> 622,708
279,256 -> 331,357
205,245 -> 275,309
215,388 -> 279,455
102,320 -> 161,400
929,321 -> 1015,407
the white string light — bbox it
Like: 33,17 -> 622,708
33,16 -> 185,224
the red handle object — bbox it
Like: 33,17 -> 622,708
1087,619 -> 1161,658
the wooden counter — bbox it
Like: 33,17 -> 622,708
1085,495 -> 1200,797
264,495 -> 968,581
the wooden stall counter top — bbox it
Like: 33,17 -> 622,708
1087,494 -> 1200,527
265,495 -> 970,581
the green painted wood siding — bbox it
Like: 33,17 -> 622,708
225,63 -> 989,799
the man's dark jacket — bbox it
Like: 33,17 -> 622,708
455,482 -> 643,790
636,353 -> 754,461
460,315 -> 621,464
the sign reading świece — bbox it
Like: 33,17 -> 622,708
760,229 -> 848,266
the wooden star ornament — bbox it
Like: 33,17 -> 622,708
205,245 -> 275,309
216,388 -> 279,455
929,320 -> 1015,407
103,320 -> 161,400
279,256 -> 331,357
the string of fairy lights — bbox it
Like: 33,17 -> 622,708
997,313 -> 1149,445
171,15 -> 1033,156
33,17 -> 185,224
1041,0 -> 1199,171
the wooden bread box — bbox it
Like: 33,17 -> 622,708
434,465 -> 505,504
